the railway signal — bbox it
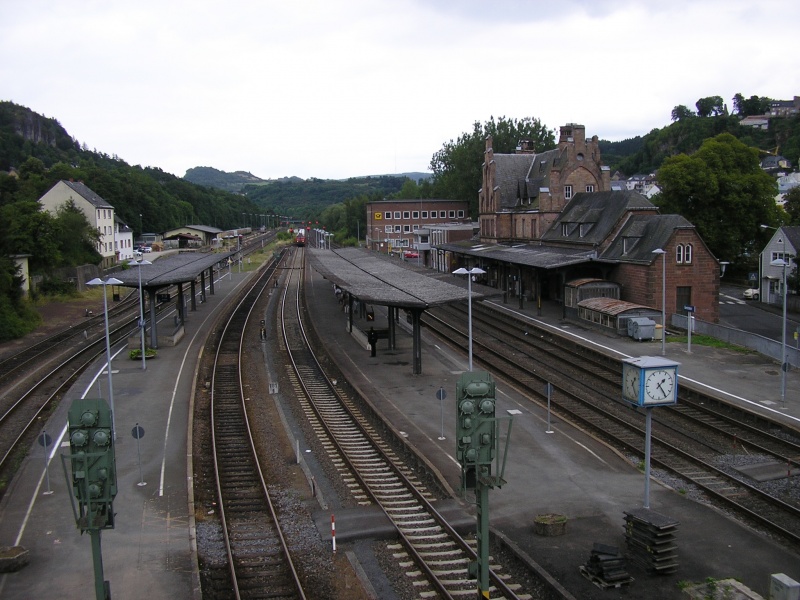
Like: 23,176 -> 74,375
63,398 -> 117,600
455,371 -> 512,599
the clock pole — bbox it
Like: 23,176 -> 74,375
644,408 -> 652,508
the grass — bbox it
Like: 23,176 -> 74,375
667,333 -> 753,353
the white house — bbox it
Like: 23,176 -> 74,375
759,226 -> 799,305
38,180 -> 120,268
115,215 -> 135,261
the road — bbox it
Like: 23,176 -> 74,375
719,284 -> 800,343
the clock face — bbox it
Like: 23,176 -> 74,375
623,366 -> 640,401
644,369 -> 676,403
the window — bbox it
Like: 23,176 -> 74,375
676,244 -> 694,264
579,224 -> 592,238
561,223 -> 570,236
384,212 -> 392,219
384,225 -> 393,233
412,224 -> 419,231
394,211 -> 401,219
403,225 -> 410,233
564,185 -> 573,200
412,211 -> 419,219
623,237 -> 637,254
421,211 -> 428,218
449,210 -> 455,218
457,210 -> 464,218
585,185 -> 594,193
394,225 -> 401,233
771,251 -> 787,263
403,211 -> 410,219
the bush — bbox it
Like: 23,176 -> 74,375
0,295 -> 41,342
37,278 -> 78,297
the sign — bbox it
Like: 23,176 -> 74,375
748,272 -> 758,282
131,425 -> 145,439
436,387 -> 447,401
374,212 -> 382,220
684,305 -> 695,312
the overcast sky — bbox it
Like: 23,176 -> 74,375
3,1 -> 799,181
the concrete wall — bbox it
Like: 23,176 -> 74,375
672,313 -> 799,368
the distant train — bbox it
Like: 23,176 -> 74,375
294,228 -> 306,247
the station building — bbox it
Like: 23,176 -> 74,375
437,124 -> 720,325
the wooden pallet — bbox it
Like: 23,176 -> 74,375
579,566 -> 634,589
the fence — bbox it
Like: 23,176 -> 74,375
671,313 -> 799,368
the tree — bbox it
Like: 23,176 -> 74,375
671,105 -> 695,122
784,186 -> 800,224
655,133 -> 780,263
695,96 -> 726,117
732,93 -> 772,117
429,116 -> 555,216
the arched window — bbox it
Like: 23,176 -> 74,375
684,243 -> 693,264
675,245 -> 684,264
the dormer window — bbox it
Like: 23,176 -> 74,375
623,237 -> 638,254
579,224 -> 592,238
565,185 -> 573,200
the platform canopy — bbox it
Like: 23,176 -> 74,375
110,250 -> 235,289
307,247 -> 477,308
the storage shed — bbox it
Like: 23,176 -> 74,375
577,297 -> 662,336
564,279 -> 621,320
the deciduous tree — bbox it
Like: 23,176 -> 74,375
655,133 -> 780,263
429,116 -> 554,216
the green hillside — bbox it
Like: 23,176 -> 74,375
0,101 -> 262,235
599,114 -> 800,175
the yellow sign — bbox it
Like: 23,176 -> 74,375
374,212 -> 382,220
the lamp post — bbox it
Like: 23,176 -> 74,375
652,249 -> 667,356
771,258 -> 789,409
453,267 -> 486,371
132,258 -> 152,370
87,276 -> 124,438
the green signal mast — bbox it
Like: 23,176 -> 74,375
456,371 -> 512,599
61,398 -> 118,600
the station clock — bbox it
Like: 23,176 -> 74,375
622,356 -> 680,406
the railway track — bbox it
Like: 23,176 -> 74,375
209,256 -> 306,600
423,300 -> 800,552
281,249 -> 535,600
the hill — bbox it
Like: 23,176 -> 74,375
0,101 -> 262,235
599,114 -> 800,175
183,166 -> 272,193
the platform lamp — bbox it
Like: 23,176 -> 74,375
131,258 -> 152,371
87,276 -> 124,438
452,267 -> 486,371
652,249 -> 667,355
771,257 -> 789,409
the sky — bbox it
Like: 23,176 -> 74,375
3,0 -> 800,181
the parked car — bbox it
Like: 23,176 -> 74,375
141,246 -> 152,253
743,288 -> 759,300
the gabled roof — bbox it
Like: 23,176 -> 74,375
600,214 -> 694,263
541,190 -> 657,245
780,225 -> 800,253
60,180 -> 113,209
491,153 -> 544,209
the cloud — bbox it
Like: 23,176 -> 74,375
2,0 -> 800,180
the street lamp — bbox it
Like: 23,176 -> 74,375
770,258 -> 789,409
87,276 -> 124,438
652,249 -> 667,356
131,258 -> 152,371
453,267 -> 486,371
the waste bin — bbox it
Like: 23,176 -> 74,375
628,317 -> 655,341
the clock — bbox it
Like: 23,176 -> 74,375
644,369 -> 675,404
621,356 -> 679,406
622,363 -> 641,403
